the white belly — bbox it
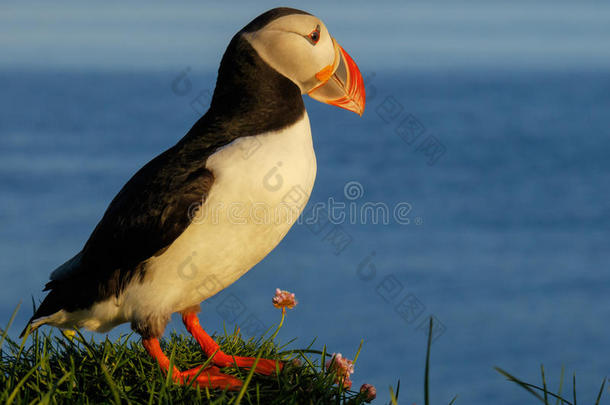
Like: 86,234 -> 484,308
118,112 -> 317,323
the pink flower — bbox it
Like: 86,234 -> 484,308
326,353 -> 354,388
360,383 -> 377,402
272,288 -> 297,309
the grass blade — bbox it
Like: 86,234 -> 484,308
541,364 -> 549,405
495,367 -> 545,402
424,317 -> 433,405
101,363 -> 122,405
0,303 -> 20,352
352,339 -> 364,366
572,373 -> 577,405
594,377 -> 607,405
389,385 -> 399,405
395,379 -> 401,401
234,349 -> 262,405
556,366 -> 565,405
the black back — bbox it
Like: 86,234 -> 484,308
26,8 -> 308,327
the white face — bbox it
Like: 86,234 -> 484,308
242,14 -> 337,94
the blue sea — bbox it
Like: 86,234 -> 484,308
1,68 -> 609,404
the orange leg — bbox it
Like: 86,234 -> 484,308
182,312 -> 283,375
142,337 -> 242,391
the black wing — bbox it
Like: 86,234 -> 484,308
32,143 -> 214,318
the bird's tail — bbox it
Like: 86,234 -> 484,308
19,289 -> 66,338
20,252 -> 84,338
19,316 -> 45,338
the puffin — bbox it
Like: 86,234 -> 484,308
22,7 -> 365,390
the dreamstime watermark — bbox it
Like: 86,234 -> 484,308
176,255 -> 270,337
356,251 -> 447,342
296,187 -> 446,342
186,180 -> 421,227
303,180 -> 419,225
171,66 -> 214,115
364,72 -> 447,166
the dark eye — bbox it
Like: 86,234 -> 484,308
308,25 -> 321,45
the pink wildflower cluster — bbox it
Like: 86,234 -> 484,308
272,288 -> 297,309
325,353 -> 355,388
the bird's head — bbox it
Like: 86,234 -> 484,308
241,8 -> 366,116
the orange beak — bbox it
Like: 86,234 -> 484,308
307,38 -> 366,116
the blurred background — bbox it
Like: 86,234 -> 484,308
1,1 -> 609,403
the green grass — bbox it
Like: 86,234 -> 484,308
0,305 -> 385,404
2,305 -> 608,404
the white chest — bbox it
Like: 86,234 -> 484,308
124,112 -> 317,315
